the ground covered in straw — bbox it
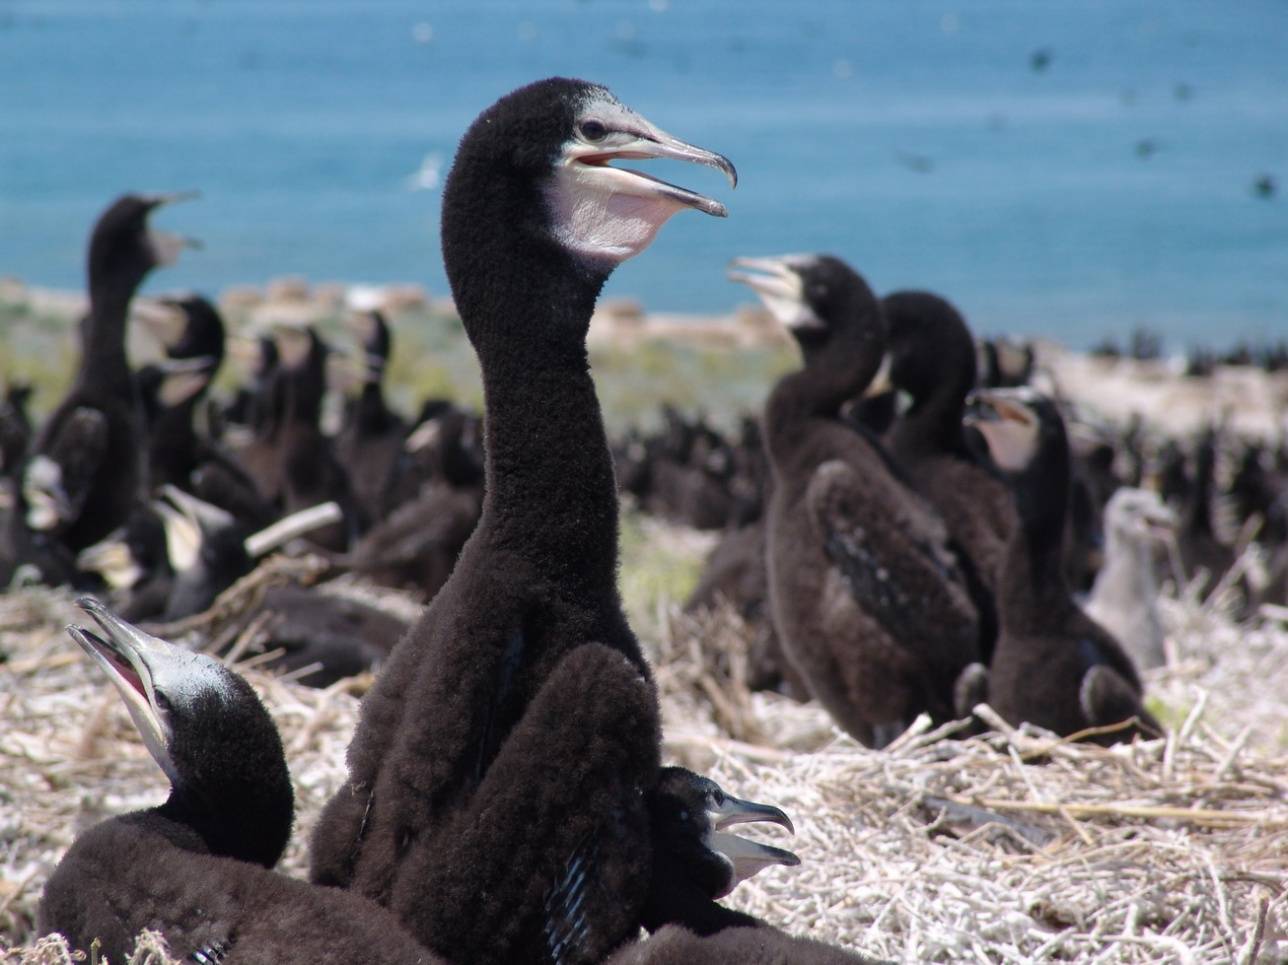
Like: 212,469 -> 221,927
2,516 -> 1286,964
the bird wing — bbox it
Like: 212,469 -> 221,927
25,407 -> 108,529
1078,663 -> 1160,736
544,833 -> 600,965
806,459 -> 975,650
389,642 -> 659,965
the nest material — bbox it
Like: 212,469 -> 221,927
2,563 -> 1286,963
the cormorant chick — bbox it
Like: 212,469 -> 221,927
611,768 -> 866,963
962,389 -> 1161,744
873,290 -> 1016,658
311,78 -> 735,965
729,254 -> 980,747
23,194 -> 197,553
336,309 -> 411,521
1084,487 -> 1176,670
41,598 -> 436,964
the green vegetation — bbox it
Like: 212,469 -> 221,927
1,286 -> 795,434
617,507 -> 707,638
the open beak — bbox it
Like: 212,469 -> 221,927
152,485 -> 225,574
963,389 -> 1039,472
66,597 -> 178,782
963,389 -> 1031,427
704,792 -> 801,896
144,192 -> 203,267
145,190 -> 202,209
727,255 -> 822,331
131,298 -> 189,350
567,126 -> 736,218
76,532 -> 143,590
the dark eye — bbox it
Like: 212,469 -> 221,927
155,692 -> 173,714
579,120 -> 608,142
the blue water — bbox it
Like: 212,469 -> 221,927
2,0 -> 1287,348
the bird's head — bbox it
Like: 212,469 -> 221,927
66,597 -> 292,864
869,290 -> 977,409
66,597 -> 258,790
1103,487 -> 1176,546
963,386 -> 1066,475
88,192 -> 201,287
729,253 -> 883,362
442,78 -> 735,327
649,767 -> 800,900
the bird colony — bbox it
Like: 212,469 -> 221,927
1,78 -> 1285,964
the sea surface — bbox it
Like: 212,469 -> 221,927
2,0 -> 1287,348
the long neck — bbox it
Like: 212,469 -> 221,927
449,199 -> 620,590
765,326 -> 882,468
1187,449 -> 1216,536
1000,449 -> 1071,619
356,379 -> 393,432
891,375 -> 971,459
473,306 -> 619,590
79,280 -> 137,398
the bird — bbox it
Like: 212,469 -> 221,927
335,309 -> 411,522
1084,487 -> 1176,670
21,194 -> 197,556
1176,427 -> 1236,599
309,77 -> 738,964
232,323 -> 365,551
637,767 -> 799,937
132,293 -> 266,520
728,254 -> 981,748
591,768 -> 872,963
962,388 -> 1161,744
872,290 -> 1017,658
42,597 -> 437,964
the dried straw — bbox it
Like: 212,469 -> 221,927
2,554 -> 1286,963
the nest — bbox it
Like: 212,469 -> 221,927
2,561 -> 1287,963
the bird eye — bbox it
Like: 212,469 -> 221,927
155,692 -> 173,714
579,120 -> 608,142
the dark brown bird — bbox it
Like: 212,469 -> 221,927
963,388 -> 1161,744
872,290 -> 1016,659
729,254 -> 981,748
310,77 -> 737,964
42,598 -> 437,964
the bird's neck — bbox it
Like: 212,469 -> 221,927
474,322 -> 619,586
1186,454 -> 1216,535
765,327 -> 883,466
355,379 -> 393,431
1093,530 -> 1157,606
158,758 -> 293,868
1000,455 -> 1071,619
891,382 -> 971,459
79,282 -> 136,397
